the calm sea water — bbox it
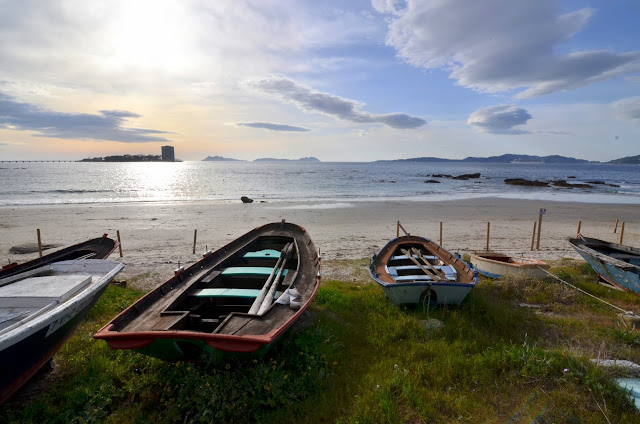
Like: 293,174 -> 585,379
0,161 -> 639,206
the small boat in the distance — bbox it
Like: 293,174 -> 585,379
1,234 -> 118,279
469,251 -> 549,279
369,233 -> 477,306
568,235 -> 640,295
94,221 -> 321,362
0,259 -> 124,404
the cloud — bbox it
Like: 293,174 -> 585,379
467,105 -> 532,134
247,76 -> 426,129
374,1 -> 640,98
0,92 -> 171,142
612,97 -> 640,123
237,122 -> 311,132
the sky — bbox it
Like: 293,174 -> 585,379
0,0 -> 639,162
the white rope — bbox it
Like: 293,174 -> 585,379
537,266 -> 634,315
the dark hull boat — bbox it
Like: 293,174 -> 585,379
0,259 -> 124,404
1,235 -> 118,279
568,235 -> 640,295
94,222 -> 321,362
369,235 -> 477,305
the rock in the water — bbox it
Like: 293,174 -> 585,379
552,180 -> 593,189
504,178 -> 549,187
9,243 -> 62,254
241,196 -> 254,203
453,172 -> 481,180
424,179 -> 441,184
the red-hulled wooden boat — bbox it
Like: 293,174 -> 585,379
94,221 -> 321,361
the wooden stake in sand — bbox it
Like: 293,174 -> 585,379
531,222 -> 537,251
397,221 -> 408,237
619,222 -> 625,244
486,222 -> 491,251
576,220 -> 582,237
37,228 -> 42,258
439,221 -> 443,246
117,230 -> 123,258
614,219 -> 619,233
536,209 -> 545,250
193,229 -> 197,254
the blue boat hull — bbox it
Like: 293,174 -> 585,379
569,236 -> 640,295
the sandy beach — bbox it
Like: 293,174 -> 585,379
1,198 -> 638,289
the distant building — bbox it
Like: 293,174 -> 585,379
161,145 -> 175,162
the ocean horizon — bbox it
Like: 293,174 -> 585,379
1,161 -> 639,207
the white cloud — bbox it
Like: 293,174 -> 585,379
246,76 -> 426,129
467,105 -> 531,134
612,97 -> 640,123
374,0 -> 640,98
236,122 -> 311,132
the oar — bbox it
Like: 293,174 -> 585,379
411,247 -> 447,279
400,248 -> 442,281
248,242 -> 292,315
258,243 -> 295,315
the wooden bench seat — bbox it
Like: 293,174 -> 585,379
221,267 -> 289,276
191,288 -> 282,299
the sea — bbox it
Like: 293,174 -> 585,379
0,161 -> 639,206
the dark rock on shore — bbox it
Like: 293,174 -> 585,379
9,243 -> 62,254
430,173 -> 481,180
587,181 -> 620,187
241,196 -> 254,203
552,180 -> 593,189
504,178 -> 549,187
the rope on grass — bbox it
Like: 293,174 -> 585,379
537,266 -> 634,315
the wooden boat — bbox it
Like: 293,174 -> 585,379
1,234 -> 118,279
94,221 -> 321,362
469,251 -> 549,279
0,259 -> 124,404
568,235 -> 640,295
369,235 -> 477,305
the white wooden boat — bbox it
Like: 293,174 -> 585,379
0,259 -> 124,403
469,251 -> 549,279
369,235 -> 477,306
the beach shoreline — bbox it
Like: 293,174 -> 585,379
2,198 -> 637,289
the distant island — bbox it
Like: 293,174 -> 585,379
376,154 -> 593,164
202,156 -> 320,162
79,154 -> 163,162
202,156 -> 245,162
607,155 -> 640,165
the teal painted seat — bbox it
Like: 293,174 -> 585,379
243,249 -> 281,259
192,288 -> 281,298
221,267 -> 289,276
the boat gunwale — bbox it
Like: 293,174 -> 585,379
469,252 -> 549,270
569,236 -> 640,271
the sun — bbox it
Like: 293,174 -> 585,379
105,1 -> 196,72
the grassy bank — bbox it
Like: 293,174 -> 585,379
2,259 -> 640,423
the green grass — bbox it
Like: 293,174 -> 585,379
2,262 -> 640,423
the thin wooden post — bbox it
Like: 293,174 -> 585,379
531,222 -> 537,251
397,221 -> 400,238
37,228 -> 43,258
439,221 -> 443,246
536,212 -> 543,250
576,220 -> 582,237
614,219 -> 619,233
117,230 -> 123,258
486,222 -> 490,251
193,229 -> 197,254
619,222 -> 625,244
